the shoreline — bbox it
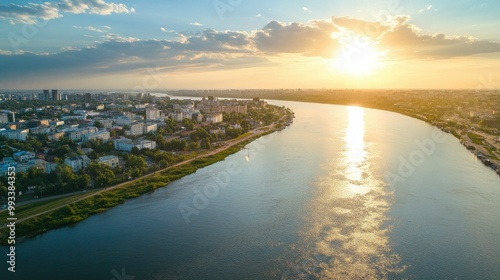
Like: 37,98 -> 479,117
0,115 -> 292,245
2,97 -> 498,245
245,96 -> 500,177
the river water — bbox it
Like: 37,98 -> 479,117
2,101 -> 500,279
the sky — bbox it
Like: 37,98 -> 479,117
0,0 -> 500,90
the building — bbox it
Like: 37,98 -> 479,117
126,122 -> 144,136
206,113 -> 223,124
48,131 -> 65,141
222,105 -> 247,114
97,119 -> 114,129
0,111 -> 15,123
114,137 -> 157,152
0,129 -> 29,141
65,127 -> 98,142
81,130 -> 110,142
114,116 -> 134,126
13,151 -> 36,162
97,155 -> 120,168
64,155 -> 91,172
96,104 -> 105,110
0,159 -> 53,174
143,123 -> 158,134
52,89 -> 60,101
146,107 -> 163,120
42,90 -> 50,101
30,126 -> 51,135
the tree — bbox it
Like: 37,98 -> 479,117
189,141 -> 200,151
55,164 -> 76,193
126,155 -> 147,178
93,120 -> 104,129
87,162 -> 114,188
76,173 -> 91,190
201,138 -> 211,150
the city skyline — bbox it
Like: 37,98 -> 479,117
1,0 -> 500,89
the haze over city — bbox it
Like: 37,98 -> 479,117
1,0 -> 500,89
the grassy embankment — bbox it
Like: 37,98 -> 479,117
0,132 -> 270,245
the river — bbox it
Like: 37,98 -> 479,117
2,101 -> 500,279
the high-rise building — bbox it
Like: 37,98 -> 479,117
52,89 -> 60,101
43,89 -> 50,101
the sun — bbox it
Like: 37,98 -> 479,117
330,31 -> 386,75
345,45 -> 382,74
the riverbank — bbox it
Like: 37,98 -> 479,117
0,121 -> 289,245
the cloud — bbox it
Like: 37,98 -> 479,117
0,29 -> 259,82
254,20 -> 338,56
255,13 -> 262,18
379,16 -> 500,58
160,27 -> 176,33
1,15 -> 500,86
302,7 -> 311,13
0,2 -> 61,24
417,5 -> 433,14
73,25 -> 111,33
190,22 -> 203,26
0,0 -> 134,24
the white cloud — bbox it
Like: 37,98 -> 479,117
0,0 -> 133,24
302,7 -> 311,13
160,27 -> 175,33
255,13 -> 262,18
73,25 -> 108,33
190,22 -> 203,26
417,5 -> 433,14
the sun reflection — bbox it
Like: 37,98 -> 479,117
344,106 -> 367,195
281,105 -> 404,279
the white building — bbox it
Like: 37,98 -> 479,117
143,123 -> 158,134
114,137 -> 157,152
81,130 -> 110,142
13,151 -> 36,162
98,119 -> 114,129
97,155 -> 120,168
126,122 -> 144,136
0,129 -> 29,141
114,116 -> 134,126
206,113 -> 223,124
0,111 -> 15,123
146,107 -> 163,120
65,127 -> 98,142
64,155 -> 91,172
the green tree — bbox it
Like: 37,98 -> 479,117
201,138 -> 211,150
87,162 -> 115,188
126,155 -> 147,178
93,120 -> 104,129
55,164 -> 76,193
